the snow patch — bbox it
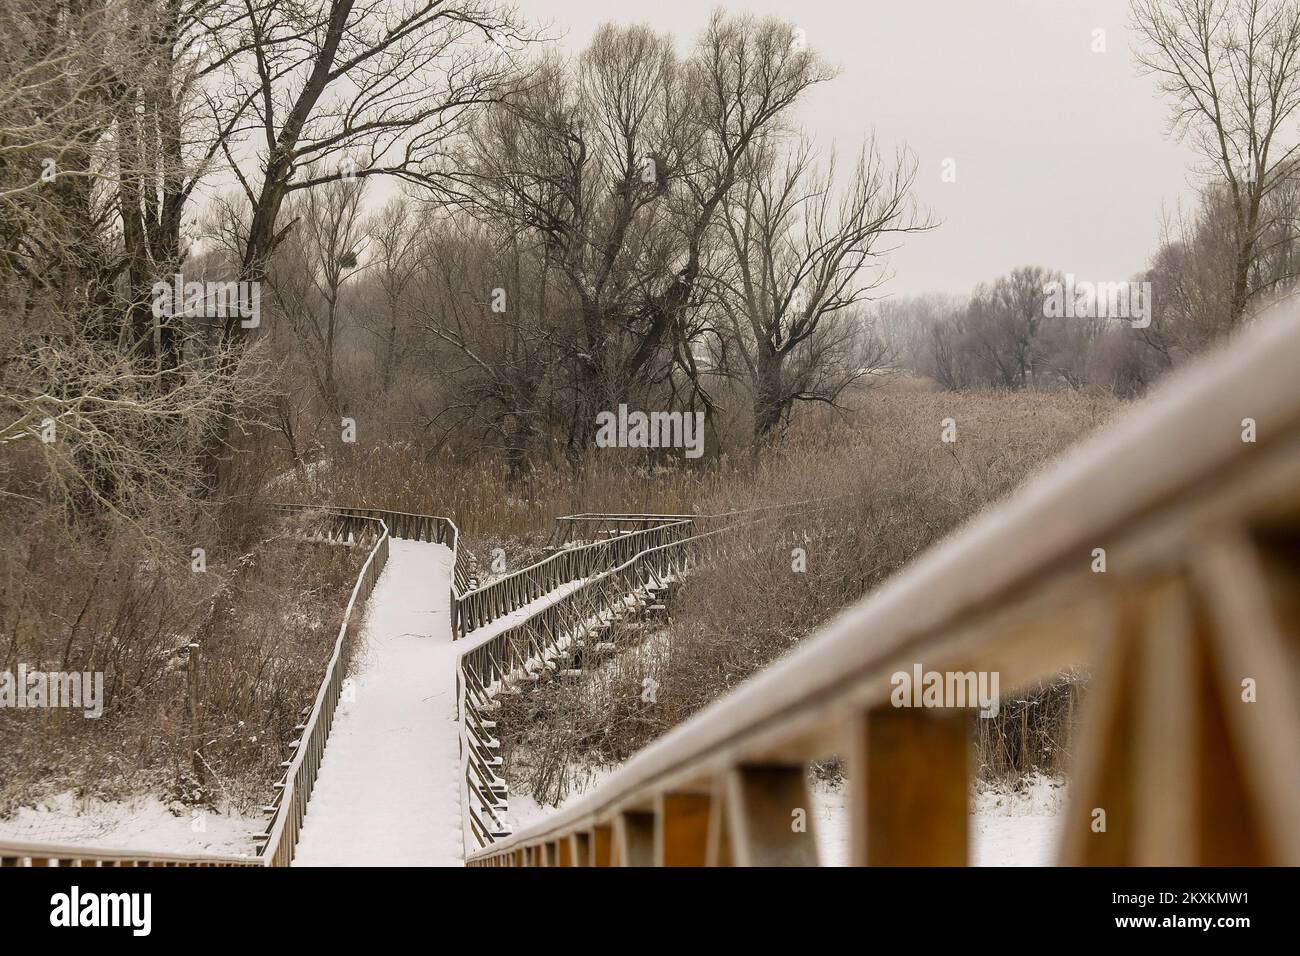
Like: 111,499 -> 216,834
0,793 -> 260,857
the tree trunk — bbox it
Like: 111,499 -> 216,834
753,348 -> 784,444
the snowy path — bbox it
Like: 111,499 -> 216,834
293,539 -> 463,867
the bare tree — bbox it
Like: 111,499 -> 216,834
269,174 -> 370,415
459,14 -> 834,451
963,266 -> 1060,390
1132,0 -> 1300,327
363,198 -> 424,394
225,0 -> 529,311
0,307 -> 271,526
716,137 -> 929,441
411,220 -> 561,479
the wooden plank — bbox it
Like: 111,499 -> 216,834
1058,596 -> 1139,865
1133,577 -> 1198,866
724,765 -> 818,867
1191,530 -> 1300,863
591,825 -> 613,867
655,793 -> 711,866
849,705 -> 969,866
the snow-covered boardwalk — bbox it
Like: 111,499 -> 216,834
294,539 -> 463,867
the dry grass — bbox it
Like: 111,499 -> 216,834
0,504 -> 363,814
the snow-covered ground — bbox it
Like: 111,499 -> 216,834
293,539 -> 464,866
813,772 -> 1066,866
0,793 -> 261,857
508,772 -> 1066,866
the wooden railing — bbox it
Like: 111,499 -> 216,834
457,504 -> 836,850
0,506 -> 399,868
547,513 -> 699,549
458,525 -> 727,848
465,308 -> 1300,867
276,503 -> 471,615
454,519 -> 693,638
0,840 -> 262,867
0,504 -> 707,866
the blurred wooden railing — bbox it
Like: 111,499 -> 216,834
0,840 -> 261,867
465,309 -> 1300,867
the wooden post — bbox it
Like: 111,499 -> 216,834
655,793 -> 711,866
706,779 -> 733,867
591,826 -> 613,867
1133,578 -> 1198,866
849,705 -> 969,866
571,832 -> 590,867
1058,598 -> 1139,866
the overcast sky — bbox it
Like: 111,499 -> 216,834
524,0 -> 1201,298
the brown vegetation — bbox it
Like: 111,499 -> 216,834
498,387 -> 1118,805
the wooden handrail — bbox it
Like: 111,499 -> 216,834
0,506 -> 396,869
455,519 -> 693,637
0,839 -> 260,867
466,307 -> 1300,867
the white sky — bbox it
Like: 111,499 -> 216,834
523,0 -> 1202,298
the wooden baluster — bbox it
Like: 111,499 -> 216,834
1133,576 -> 1199,865
1058,595 -> 1139,865
849,705 -> 969,866
1191,530 -> 1300,864
705,778 -> 733,866
655,792 -> 711,866
591,825 -> 613,867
